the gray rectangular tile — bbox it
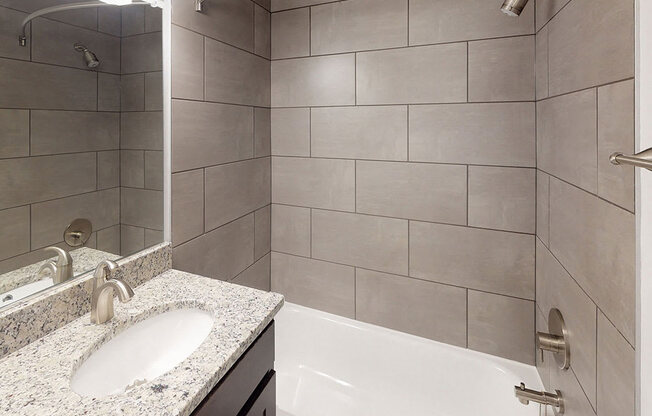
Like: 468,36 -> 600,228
468,290 -> 535,364
271,8 -> 309,59
537,89 -> 598,193
536,25 -> 549,100
311,0 -> 407,55
205,38 -> 270,107
0,153 -> 96,210
272,157 -> 355,211
410,221 -> 535,299
233,253 -> 270,292
121,74 -> 145,112
409,0 -> 534,45
171,100 -> 253,172
171,169 -> 204,247
311,106 -> 408,160
122,5 -> 145,36
272,54 -> 355,107
254,107 -> 271,157
121,224 -> 145,256
205,158 -> 271,231
549,359 -> 596,416
144,229 -> 163,247
144,150 -> 163,191
98,73 -> 120,112
171,24 -> 204,100
98,7 -> 121,36
536,0 -> 571,31
271,252 -> 355,318
537,171 -> 550,246
98,150 -> 119,190
255,205 -> 271,260
121,150 -> 145,188
31,111 -> 119,155
271,0 -> 333,11
549,177 -> 635,344
356,161 -> 467,224
121,32 -> 162,74
145,72 -> 163,111
0,109 -> 29,158
121,111 -> 163,150
271,108 -> 310,157
254,4 -> 270,59
468,166 -> 535,233
173,214 -> 254,281
145,5 -> 162,33
356,43 -> 467,105
121,187 -> 163,230
271,204 -> 311,257
356,269 -> 467,347
312,210 -> 408,275
0,206 -> 30,261
96,224 -> 120,255
0,7 -> 29,60
254,0 -> 271,11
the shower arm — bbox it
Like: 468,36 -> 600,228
18,1 -> 150,47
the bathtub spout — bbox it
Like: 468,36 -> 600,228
514,383 -> 564,414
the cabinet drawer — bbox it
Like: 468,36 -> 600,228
240,371 -> 276,416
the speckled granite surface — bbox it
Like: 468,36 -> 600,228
0,270 -> 284,416
0,243 -> 171,358
0,247 -> 121,294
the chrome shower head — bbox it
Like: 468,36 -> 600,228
74,43 -> 100,69
500,0 -> 530,16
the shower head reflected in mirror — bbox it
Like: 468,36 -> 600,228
500,0 -> 530,16
73,43 -> 100,69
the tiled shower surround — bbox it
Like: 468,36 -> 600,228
0,1 -> 163,272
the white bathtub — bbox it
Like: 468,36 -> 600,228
275,303 -> 543,416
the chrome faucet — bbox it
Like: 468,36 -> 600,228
37,246 -> 73,284
515,383 -> 564,414
90,260 -> 134,324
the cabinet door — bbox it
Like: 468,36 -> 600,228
242,371 -> 276,416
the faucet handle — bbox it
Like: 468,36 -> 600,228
43,246 -> 72,266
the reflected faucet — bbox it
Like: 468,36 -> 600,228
37,246 -> 73,284
90,260 -> 134,324
515,383 -> 564,414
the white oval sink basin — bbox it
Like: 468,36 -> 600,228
70,309 -> 214,398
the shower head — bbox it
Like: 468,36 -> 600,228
74,43 -> 100,69
500,0 -> 530,16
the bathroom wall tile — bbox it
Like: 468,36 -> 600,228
597,311 -> 635,416
121,150 -> 145,189
272,54 -> 355,107
537,171 -> 550,246
205,38 -> 270,107
536,26 -> 549,100
121,188 -> 163,230
271,252 -> 355,318
171,0 -> 254,52
537,240 -> 597,406
0,109 -> 29,158
121,224 -> 145,256
254,4 -> 270,59
271,8 -> 309,59
271,108 -> 310,156
468,166 -> 536,233
0,153 -> 96,210
31,188 -> 119,249
357,44 -> 467,105
97,150 -> 120,190
537,89 -> 597,193
356,269 -> 467,347
598,79 -> 635,212
311,106 -> 408,161
409,103 -> 535,167
468,291 -> 535,364
98,73 -> 120,112
121,74 -> 145,112
96,224 -> 121,255
0,58 -> 97,110
205,158 -> 271,231
254,108 -> 271,157
271,204 -> 311,257
31,111 -> 119,155
171,100 -> 253,172
144,151 -> 163,191
145,5 -> 162,33
0,7 -> 29,60
410,221 -> 535,299
173,214 -> 254,280
32,18 -> 120,74
171,25 -> 204,100
121,111 -> 163,150
254,205 -> 271,260
0,206 -> 30,261
144,229 -> 163,247
311,0 -> 407,55
548,0 -> 633,96
144,72 -> 163,111
536,0 -> 571,31
271,0 -> 332,11
468,36 -> 535,102
409,0 -> 534,45
171,169 -> 204,246
312,210 -> 408,275
232,253 -> 271,292
549,177 -> 635,344
272,157 -> 355,211
98,7 -> 121,36
254,0 -> 271,11
122,5 -> 145,37
549,356 -> 596,416
356,161 -> 467,224
121,32 -> 162,74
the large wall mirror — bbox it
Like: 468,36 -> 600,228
0,0 -> 165,310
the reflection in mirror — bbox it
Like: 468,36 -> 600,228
0,0 -> 164,309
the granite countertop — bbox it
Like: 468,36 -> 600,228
0,269 -> 284,416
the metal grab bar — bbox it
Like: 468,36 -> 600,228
610,148 -> 652,171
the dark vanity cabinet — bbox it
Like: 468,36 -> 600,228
192,322 -> 276,416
